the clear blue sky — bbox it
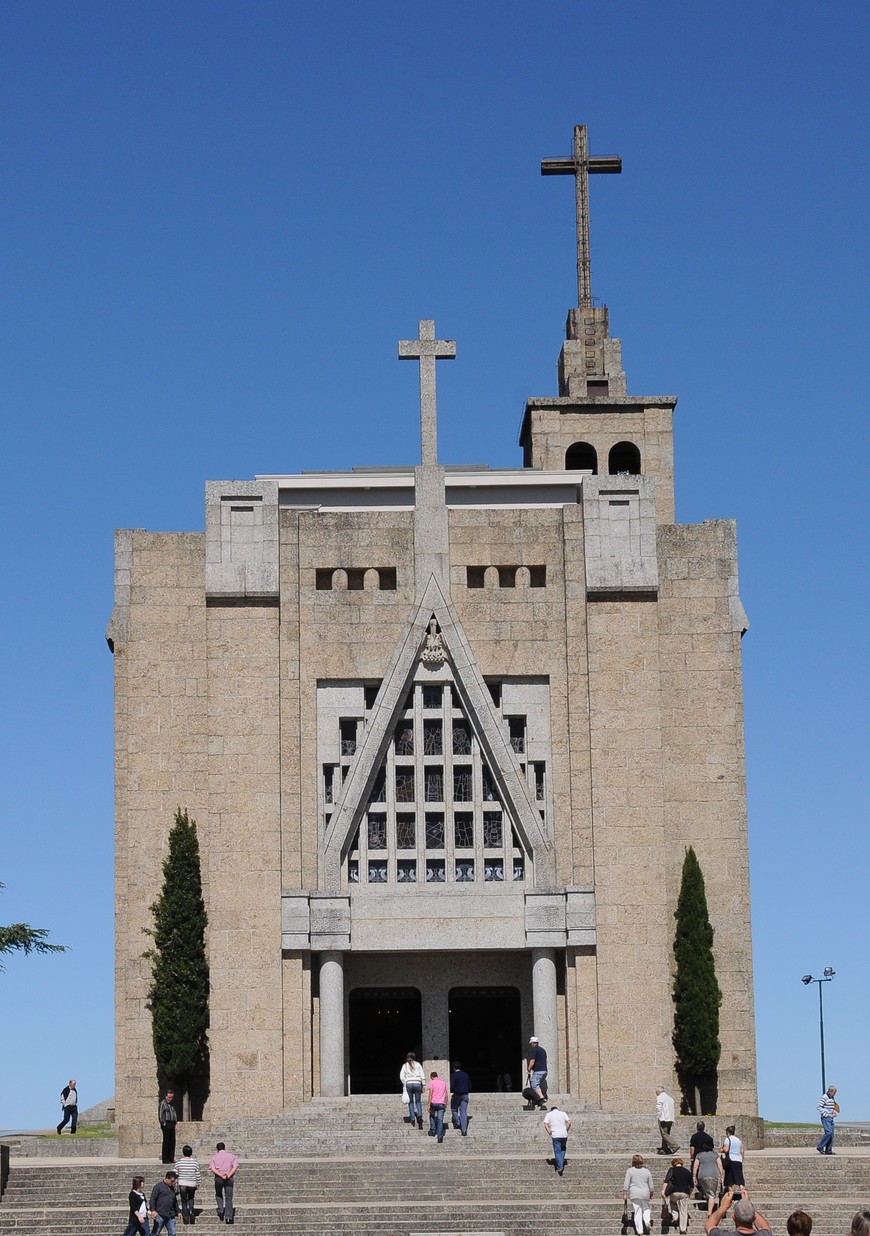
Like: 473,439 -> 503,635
1,0 -> 867,1130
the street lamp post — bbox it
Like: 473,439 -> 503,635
801,968 -> 836,1094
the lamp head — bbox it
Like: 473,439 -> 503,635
823,967 -> 836,977
801,975 -> 813,985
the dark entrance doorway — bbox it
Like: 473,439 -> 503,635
448,986 -> 521,1091
348,987 -> 422,1093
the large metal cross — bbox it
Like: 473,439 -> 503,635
398,320 -> 456,468
541,124 -> 622,310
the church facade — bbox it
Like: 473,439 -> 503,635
108,128 -> 757,1148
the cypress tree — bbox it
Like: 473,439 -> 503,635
145,809 -> 210,1117
672,846 -> 722,1114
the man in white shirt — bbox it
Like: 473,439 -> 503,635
655,1086 -> 680,1155
543,1104 -> 572,1176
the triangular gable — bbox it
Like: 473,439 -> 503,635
320,573 -> 554,890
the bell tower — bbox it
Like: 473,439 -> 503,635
521,124 -> 676,526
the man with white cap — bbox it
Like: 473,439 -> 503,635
527,1036 -> 548,1108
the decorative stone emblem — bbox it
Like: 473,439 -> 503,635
420,616 -> 446,667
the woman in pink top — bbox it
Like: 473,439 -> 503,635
426,1072 -> 448,1142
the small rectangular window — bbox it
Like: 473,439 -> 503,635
378,567 -> 397,590
423,720 -> 443,755
348,860 -> 359,884
483,813 -> 503,848
529,565 -> 547,588
316,569 -> 333,591
466,566 -> 486,589
423,685 -> 442,710
425,814 -> 445,849
487,682 -> 502,707
397,860 -> 416,883
424,768 -> 444,802
426,859 -> 445,883
346,568 -> 365,590
533,762 -> 545,801
323,765 -> 334,804
454,814 -> 473,848
364,684 -> 380,710
368,860 -> 388,884
395,770 -> 415,803
482,765 -> 498,802
369,770 -> 386,804
453,766 -> 472,801
455,859 -> 475,882
497,566 -> 517,588
394,724 -> 414,755
513,858 -> 525,882
508,717 -> 526,754
452,722 -> 472,755
367,817 -> 387,850
396,815 -> 416,849
339,719 -> 357,757
485,859 -> 505,882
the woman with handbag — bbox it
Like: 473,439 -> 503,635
662,1157 -> 694,1234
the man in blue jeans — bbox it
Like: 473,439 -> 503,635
149,1171 -> 180,1236
544,1105 -> 572,1176
450,1061 -> 472,1136
817,1085 -> 839,1154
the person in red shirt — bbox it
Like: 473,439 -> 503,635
426,1072 -> 448,1143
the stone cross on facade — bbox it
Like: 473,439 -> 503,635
398,320 -> 456,468
541,124 -> 622,310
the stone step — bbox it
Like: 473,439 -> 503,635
0,1199 -> 865,1236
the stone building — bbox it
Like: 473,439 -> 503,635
108,126 -> 757,1148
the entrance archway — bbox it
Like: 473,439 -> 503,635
448,986 -> 521,1091
348,987 -> 422,1093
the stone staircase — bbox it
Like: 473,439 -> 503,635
2,1098 -> 868,1236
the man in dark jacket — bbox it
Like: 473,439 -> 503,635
159,1090 -> 179,1164
149,1171 -> 180,1236
56,1079 -> 78,1135
449,1061 -> 472,1135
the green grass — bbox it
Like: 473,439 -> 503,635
62,1123 -> 116,1139
763,1121 -> 816,1129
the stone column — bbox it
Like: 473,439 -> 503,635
319,951 -> 345,1097
531,947 -> 559,1091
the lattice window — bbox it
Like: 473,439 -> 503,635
454,814 -> 473,848
338,676 -> 539,888
483,813 -> 503,848
323,765 -> 334,804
